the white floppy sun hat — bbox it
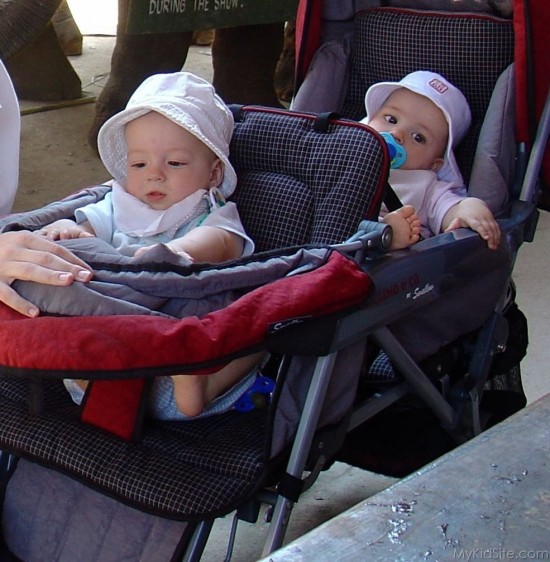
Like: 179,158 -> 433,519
364,70 -> 472,185
97,71 -> 237,198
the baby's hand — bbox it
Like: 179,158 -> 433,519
444,198 -> 501,250
132,245 -> 156,260
38,220 -> 94,241
133,243 -> 195,262
164,241 -> 195,262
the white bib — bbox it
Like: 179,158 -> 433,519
111,181 -> 208,237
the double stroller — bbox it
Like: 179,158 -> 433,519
0,0 -> 548,560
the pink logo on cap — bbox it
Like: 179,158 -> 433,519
428,78 -> 449,94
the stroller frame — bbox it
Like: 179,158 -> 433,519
301,3 -> 540,479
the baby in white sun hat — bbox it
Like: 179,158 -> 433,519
40,71 -> 254,261
361,70 -> 500,250
39,72 -> 267,421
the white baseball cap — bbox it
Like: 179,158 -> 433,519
364,70 -> 471,184
97,72 -> 237,197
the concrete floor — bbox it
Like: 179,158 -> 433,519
11,32 -> 550,562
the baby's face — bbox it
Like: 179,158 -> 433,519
124,111 -> 222,210
368,88 -> 448,172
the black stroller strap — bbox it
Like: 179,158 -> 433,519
384,182 -> 403,212
313,112 -> 341,132
229,104 -> 245,122
278,472 -> 305,503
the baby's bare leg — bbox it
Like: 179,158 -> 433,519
382,205 -> 421,250
171,352 -> 265,417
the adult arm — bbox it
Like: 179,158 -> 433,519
0,231 -> 93,317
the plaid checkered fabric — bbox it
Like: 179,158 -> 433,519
0,377 -> 268,520
367,350 -> 398,382
341,8 -> 514,183
230,107 -> 386,251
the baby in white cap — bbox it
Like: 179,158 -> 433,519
40,72 -> 265,419
361,70 -> 500,250
40,71 -> 254,262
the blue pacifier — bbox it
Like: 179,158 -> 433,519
234,375 -> 276,412
380,132 -> 407,169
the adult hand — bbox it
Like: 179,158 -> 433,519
0,231 -> 93,317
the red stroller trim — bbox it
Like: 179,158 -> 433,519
514,0 -> 550,191
294,0 -> 323,91
0,250 -> 372,440
0,251 -> 370,374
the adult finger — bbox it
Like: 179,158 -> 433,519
0,282 -> 40,317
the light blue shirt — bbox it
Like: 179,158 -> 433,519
75,184 -> 254,257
